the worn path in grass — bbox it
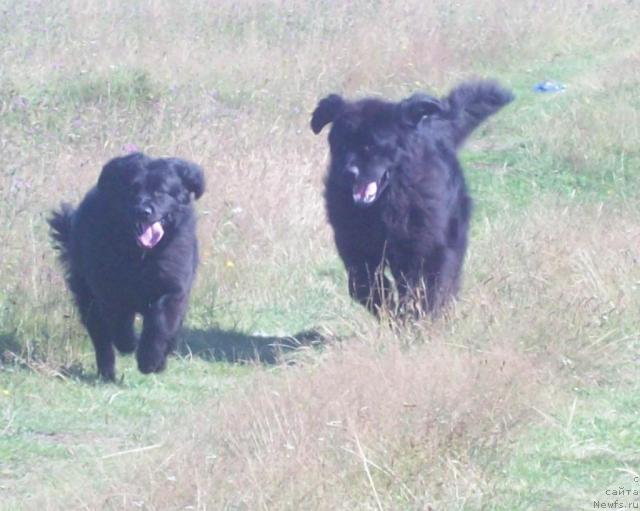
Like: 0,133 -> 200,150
0,358 -> 248,502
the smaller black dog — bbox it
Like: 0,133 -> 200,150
311,80 -> 513,317
49,153 -> 205,380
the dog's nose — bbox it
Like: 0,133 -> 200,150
347,165 -> 359,177
135,205 -> 154,219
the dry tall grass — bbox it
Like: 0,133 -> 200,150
10,199 -> 639,510
2,0 -> 638,356
1,0 -> 639,508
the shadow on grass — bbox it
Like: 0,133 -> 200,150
0,331 -> 101,384
0,328 -> 328,384
0,332 -> 21,357
178,327 -> 327,365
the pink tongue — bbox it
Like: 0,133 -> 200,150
353,181 -> 378,202
138,221 -> 164,249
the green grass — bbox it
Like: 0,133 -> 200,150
488,383 -> 640,510
1,0 -> 639,508
466,47 -> 640,219
0,357 -> 249,501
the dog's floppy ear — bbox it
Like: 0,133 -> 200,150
399,93 -> 443,127
98,152 -> 147,195
172,159 -> 205,200
311,94 -> 345,134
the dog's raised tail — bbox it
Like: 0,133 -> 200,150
446,80 -> 514,148
48,203 -> 75,268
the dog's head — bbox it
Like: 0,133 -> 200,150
97,152 -> 205,250
311,93 -> 442,206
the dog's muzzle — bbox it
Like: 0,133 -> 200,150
136,220 -> 164,250
352,170 -> 390,206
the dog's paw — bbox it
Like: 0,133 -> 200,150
136,345 -> 168,374
98,365 -> 116,382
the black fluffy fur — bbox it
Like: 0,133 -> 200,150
49,153 -> 205,380
311,80 -> 514,316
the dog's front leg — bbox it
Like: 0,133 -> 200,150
347,260 -> 391,316
136,293 -> 187,374
394,244 -> 446,317
420,245 -> 448,315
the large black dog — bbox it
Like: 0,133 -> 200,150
49,153 -> 205,380
311,80 -> 513,316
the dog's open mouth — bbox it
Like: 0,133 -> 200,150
136,221 -> 164,250
352,171 -> 389,206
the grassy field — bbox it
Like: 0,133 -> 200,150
1,0 -> 639,509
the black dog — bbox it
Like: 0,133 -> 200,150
311,80 -> 513,316
49,153 -> 205,380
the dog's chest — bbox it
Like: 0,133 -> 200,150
333,202 -> 388,252
88,245 -> 170,305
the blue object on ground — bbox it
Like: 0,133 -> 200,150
533,80 -> 566,93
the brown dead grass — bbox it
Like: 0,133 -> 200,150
104,341 -> 540,510
14,199 -> 638,510
2,1 -> 640,508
